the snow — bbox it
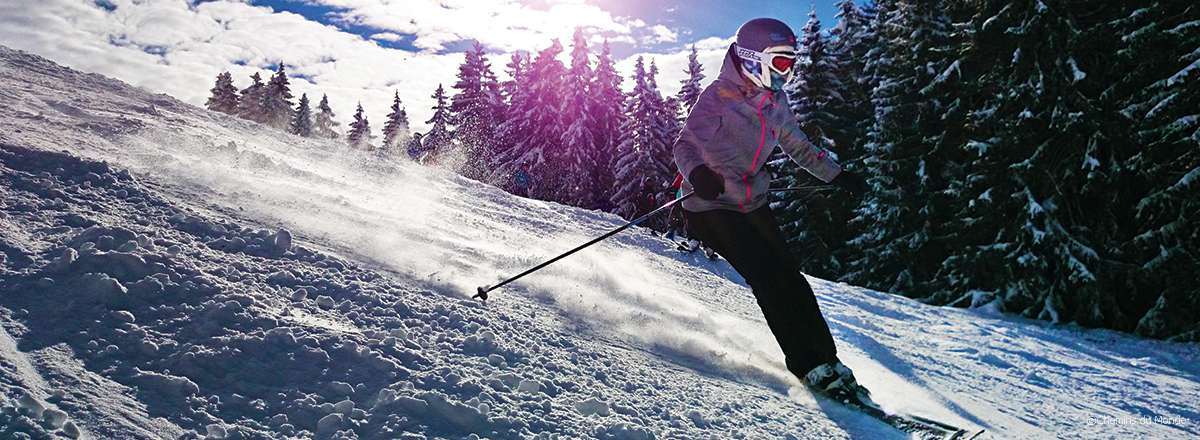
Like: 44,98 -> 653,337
1,45 -> 1199,439
1067,57 -> 1087,82
933,60 -> 961,86
966,138 -> 993,156
1167,59 -> 1199,86
1175,166 -> 1200,190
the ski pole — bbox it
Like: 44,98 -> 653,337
474,191 -> 695,301
770,185 -> 837,193
472,185 -> 835,302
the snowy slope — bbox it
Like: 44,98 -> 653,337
0,45 -> 1198,439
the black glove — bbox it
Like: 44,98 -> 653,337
688,165 -> 725,200
831,171 -> 868,196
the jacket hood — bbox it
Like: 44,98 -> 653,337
718,43 -> 762,97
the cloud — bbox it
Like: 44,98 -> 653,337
0,0 -> 461,134
649,25 -> 678,43
315,0 -> 642,53
369,32 -> 404,42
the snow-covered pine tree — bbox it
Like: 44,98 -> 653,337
451,42 -> 501,180
381,91 -> 410,152
314,94 -> 340,139
346,102 -> 371,149
827,1 -> 876,150
646,60 -> 682,200
500,51 -> 530,107
829,0 -> 876,144
589,40 -> 625,211
491,40 -> 567,201
291,93 -> 313,137
1108,0 -> 1200,338
261,63 -> 294,130
490,51 -> 532,193
768,8 -> 860,277
846,0 -> 956,294
420,84 -> 454,164
930,0 -> 1114,327
609,57 -> 674,229
676,45 -> 705,113
558,28 -> 600,208
237,72 -> 266,123
205,71 -> 239,115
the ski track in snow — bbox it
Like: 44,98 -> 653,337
0,45 -> 1198,439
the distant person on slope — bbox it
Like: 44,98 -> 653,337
672,18 -> 870,402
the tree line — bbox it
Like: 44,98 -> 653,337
205,30 -> 693,227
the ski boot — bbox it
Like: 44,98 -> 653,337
804,361 -> 874,406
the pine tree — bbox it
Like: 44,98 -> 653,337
237,72 -> 266,123
291,93 -> 313,137
847,0 -> 956,294
314,94 -> 340,139
589,40 -> 625,211
928,0 -> 1115,327
261,63 -> 294,130
769,8 -> 859,276
382,91 -> 410,151
677,45 -> 705,113
346,102 -> 371,148
501,51 -> 531,106
205,72 -> 239,115
421,84 -> 454,164
491,40 -> 568,201
609,57 -> 674,229
490,51 -> 533,193
789,9 -> 850,147
558,28 -> 600,207
830,0 -> 877,144
1108,1 -> 1200,338
451,42 -> 501,180
646,60 -> 682,188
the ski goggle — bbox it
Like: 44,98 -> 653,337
736,45 -> 797,74
735,44 -> 797,89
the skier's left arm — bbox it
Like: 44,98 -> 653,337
777,119 -> 842,183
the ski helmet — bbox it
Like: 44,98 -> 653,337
734,18 -> 798,90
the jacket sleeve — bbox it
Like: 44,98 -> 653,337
672,103 -> 723,179
778,118 -> 842,183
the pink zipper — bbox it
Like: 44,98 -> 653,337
741,92 -> 773,210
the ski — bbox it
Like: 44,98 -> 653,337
825,389 -> 984,439
675,240 -> 697,253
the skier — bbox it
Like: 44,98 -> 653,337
664,173 -> 698,252
665,173 -> 720,258
673,18 -> 870,401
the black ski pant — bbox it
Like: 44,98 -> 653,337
685,205 -> 838,378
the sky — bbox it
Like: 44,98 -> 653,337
0,0 -> 846,133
